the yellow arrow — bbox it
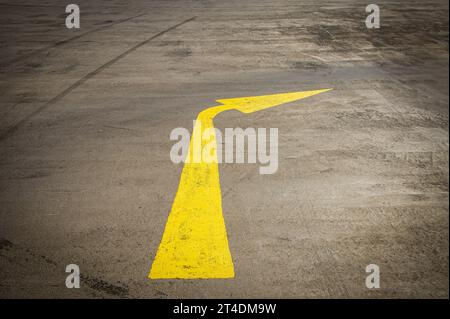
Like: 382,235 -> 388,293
149,89 -> 331,279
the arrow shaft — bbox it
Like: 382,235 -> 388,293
150,107 -> 234,279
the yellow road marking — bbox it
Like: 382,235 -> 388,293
149,89 -> 332,279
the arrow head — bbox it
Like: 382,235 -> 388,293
216,88 -> 332,113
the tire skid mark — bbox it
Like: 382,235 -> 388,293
1,12 -> 148,68
0,237 -> 129,298
80,274 -> 129,298
0,16 -> 196,143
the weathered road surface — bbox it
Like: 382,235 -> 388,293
0,0 -> 448,298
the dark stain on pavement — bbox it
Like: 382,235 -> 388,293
166,48 -> 192,58
80,274 -> 129,298
0,238 -> 13,251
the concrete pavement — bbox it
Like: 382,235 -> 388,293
0,0 -> 448,298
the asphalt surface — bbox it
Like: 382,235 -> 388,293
0,0 -> 448,298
